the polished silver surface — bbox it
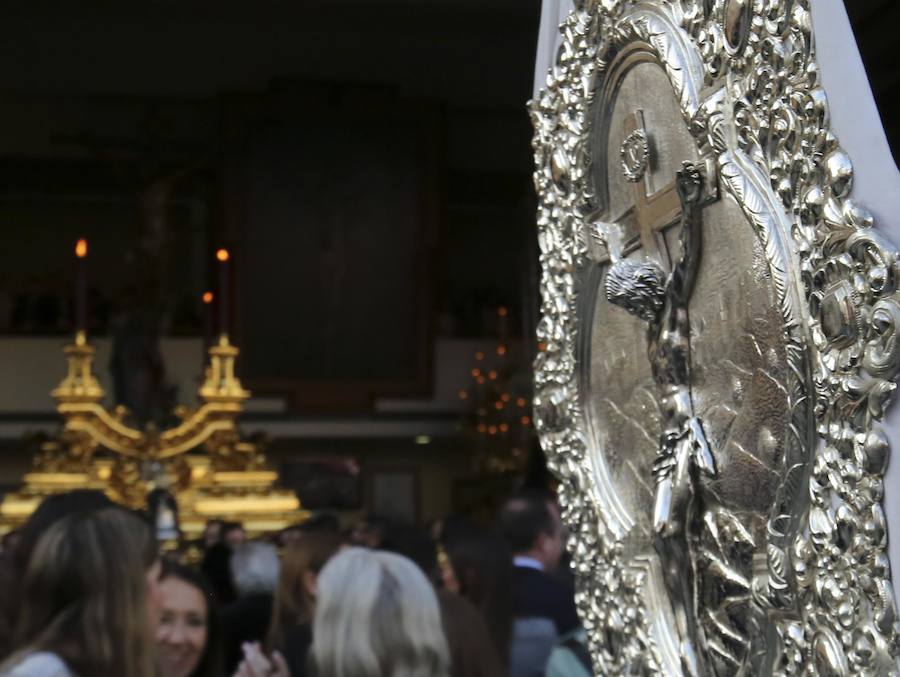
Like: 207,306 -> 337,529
605,161 -> 717,677
620,127 -> 651,182
530,1 -> 900,674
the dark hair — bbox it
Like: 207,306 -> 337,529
380,524 -> 439,582
161,559 -> 224,677
436,514 -> 476,546
0,552 -> 16,657
7,508 -> 158,676
496,491 -> 556,554
0,490 -> 115,655
351,514 -> 391,549
267,531 -> 342,652
0,530 -> 19,552
445,529 -> 513,665
221,522 -> 244,537
300,512 -> 340,534
201,543 -> 237,605
13,490 -> 113,576
202,519 -> 224,548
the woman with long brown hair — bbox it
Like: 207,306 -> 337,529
441,527 -> 514,668
0,507 -> 161,677
0,490 -> 114,659
266,531 -> 342,677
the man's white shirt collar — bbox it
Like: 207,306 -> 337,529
513,555 -> 545,571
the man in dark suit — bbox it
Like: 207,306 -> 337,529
499,491 -> 582,677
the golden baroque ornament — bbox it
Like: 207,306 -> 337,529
530,0 -> 900,674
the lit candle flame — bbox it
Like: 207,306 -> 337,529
202,291 -> 214,304
75,239 -> 88,258
216,248 -> 230,262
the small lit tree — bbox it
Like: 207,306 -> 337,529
458,307 -> 534,474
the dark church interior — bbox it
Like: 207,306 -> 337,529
0,0 -> 895,524
0,0 -> 548,524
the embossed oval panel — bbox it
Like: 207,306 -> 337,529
578,42 -> 802,676
532,2 -> 900,674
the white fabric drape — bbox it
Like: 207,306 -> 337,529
532,0 -> 573,100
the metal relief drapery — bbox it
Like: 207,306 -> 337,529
530,1 -> 900,674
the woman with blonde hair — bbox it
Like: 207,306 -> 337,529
312,547 -> 451,677
0,507 -> 161,677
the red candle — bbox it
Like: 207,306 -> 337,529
216,248 -> 230,337
74,238 -> 88,335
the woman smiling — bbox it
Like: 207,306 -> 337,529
156,560 -> 223,677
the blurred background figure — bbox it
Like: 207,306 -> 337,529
201,542 -> 237,607
299,512 -> 340,536
222,522 -> 247,550
348,515 -> 389,549
0,533 -> 18,556
222,542 -> 280,673
381,524 -> 503,677
201,520 -> 245,607
0,508 -> 160,677
276,525 -> 304,548
157,559 -> 223,677
312,547 -> 451,677
202,519 -> 224,551
267,531 -> 342,677
498,492 -> 579,677
442,526 -> 514,670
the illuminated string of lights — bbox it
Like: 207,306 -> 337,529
458,306 -> 534,473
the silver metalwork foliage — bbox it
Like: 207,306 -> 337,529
530,0 -> 900,675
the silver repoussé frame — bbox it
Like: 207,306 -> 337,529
530,0 -> 900,674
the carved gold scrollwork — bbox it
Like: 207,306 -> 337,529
40,334 -> 262,505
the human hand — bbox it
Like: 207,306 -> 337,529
233,642 -> 291,677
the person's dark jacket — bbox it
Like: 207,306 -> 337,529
221,593 -> 274,674
276,623 -> 313,677
511,565 -> 579,635
0,552 -> 15,660
201,543 -> 237,606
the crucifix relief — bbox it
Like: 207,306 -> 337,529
529,0 -> 898,670
597,108 -> 721,676
592,109 -> 716,267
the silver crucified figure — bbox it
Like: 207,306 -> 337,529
604,161 -> 717,677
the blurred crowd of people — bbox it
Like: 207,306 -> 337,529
0,489 -> 592,677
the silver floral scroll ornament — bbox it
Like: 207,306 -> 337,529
530,0 -> 900,674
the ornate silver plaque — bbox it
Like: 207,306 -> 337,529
530,1 -> 900,674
